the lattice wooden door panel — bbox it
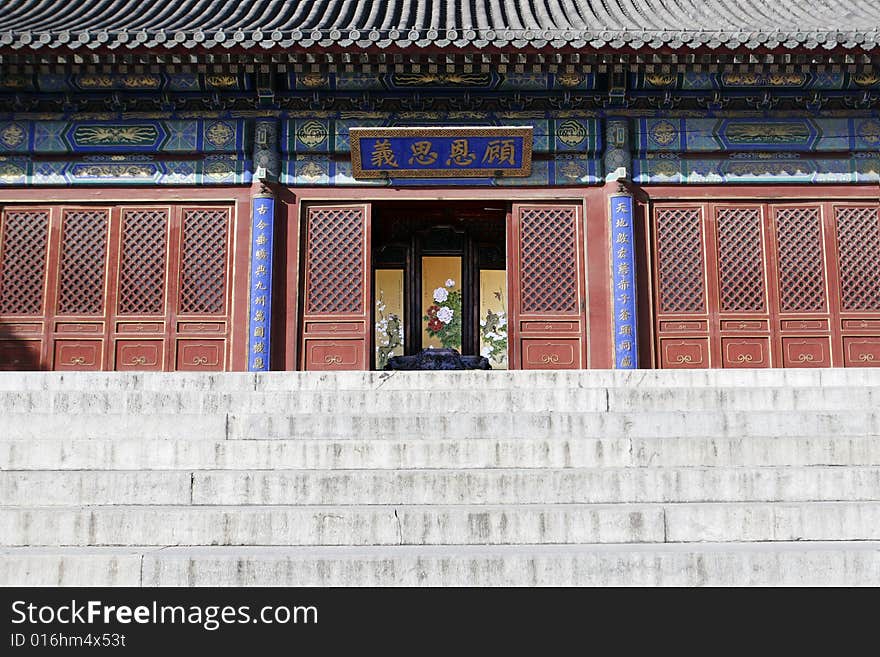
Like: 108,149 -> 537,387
508,204 -> 587,369
833,204 -> 880,366
652,201 -> 880,369
0,208 -> 50,369
300,204 -> 371,370
0,203 -> 234,371
652,205 -> 711,368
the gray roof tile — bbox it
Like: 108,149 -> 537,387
0,0 -> 878,52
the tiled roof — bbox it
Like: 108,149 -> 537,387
1,0 -> 879,52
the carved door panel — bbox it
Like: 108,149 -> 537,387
0,207 -> 51,370
300,203 -> 371,370
711,204 -> 772,368
652,205 -> 711,368
50,207 -> 112,370
769,204 -> 835,368
171,206 -> 232,372
832,204 -> 880,367
508,203 -> 587,369
112,207 -> 170,372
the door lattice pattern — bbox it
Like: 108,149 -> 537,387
717,207 -> 765,312
118,209 -> 168,315
656,207 -> 705,314
835,206 -> 880,311
774,207 -> 826,313
519,207 -> 577,313
0,210 -> 49,315
57,210 -> 108,315
306,206 -> 364,314
179,209 -> 228,315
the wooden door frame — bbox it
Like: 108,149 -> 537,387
283,186 -> 611,371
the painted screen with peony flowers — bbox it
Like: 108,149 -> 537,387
421,257 -> 462,352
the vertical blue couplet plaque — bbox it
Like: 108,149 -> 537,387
610,192 -> 638,369
248,196 -> 275,371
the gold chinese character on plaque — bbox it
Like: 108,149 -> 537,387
350,127 -> 532,179
481,139 -> 516,166
408,140 -> 438,166
370,139 -> 399,168
445,139 -> 476,166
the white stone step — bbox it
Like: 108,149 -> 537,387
5,502 -> 880,547
6,466 -> 879,506
0,471 -> 191,505
4,435 -> 880,471
1,386 -> 877,415
4,409 -> 876,441
1,388 -> 606,414
0,413 -> 227,441
665,501 -> 880,542
226,409 -> 879,440
0,504 -> 666,546
4,542 -> 880,586
189,466 -> 880,506
3,368 -> 880,394
0,547 -> 144,586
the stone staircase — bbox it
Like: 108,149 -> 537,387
1,369 -> 879,586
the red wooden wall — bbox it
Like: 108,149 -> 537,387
651,199 -> 880,368
0,190 -> 250,371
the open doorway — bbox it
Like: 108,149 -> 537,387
298,199 -> 587,372
371,201 -> 508,369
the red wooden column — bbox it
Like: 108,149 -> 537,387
299,203 -> 372,370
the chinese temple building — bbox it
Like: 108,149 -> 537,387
1,0 -> 879,373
